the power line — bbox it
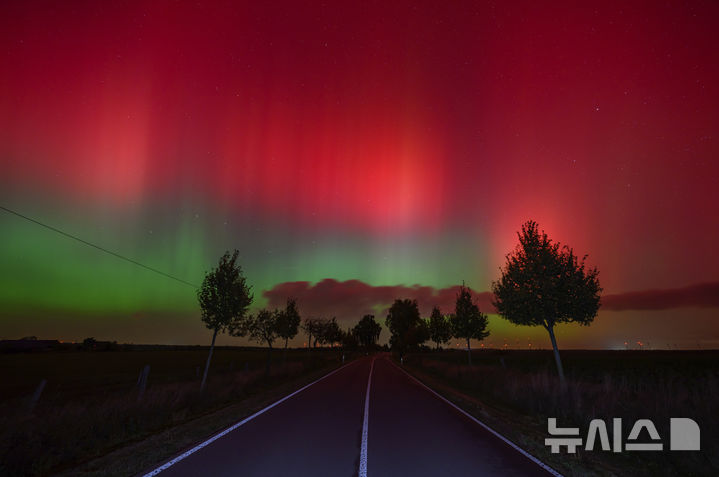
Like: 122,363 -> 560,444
1,205 -> 199,288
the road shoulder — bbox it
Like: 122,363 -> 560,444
397,359 -> 614,477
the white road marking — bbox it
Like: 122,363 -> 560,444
387,358 -> 563,477
142,359 -> 360,476
358,357 -> 375,477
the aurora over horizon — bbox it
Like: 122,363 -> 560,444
1,0 -> 718,349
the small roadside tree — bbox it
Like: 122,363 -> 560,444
81,337 -> 97,351
450,285 -> 489,365
385,299 -> 427,359
275,298 -> 301,364
492,220 -> 601,385
301,318 -> 322,349
244,309 -> 279,375
427,307 -> 452,350
316,318 -> 342,347
353,314 -> 382,351
197,250 -> 253,391
341,328 -> 360,351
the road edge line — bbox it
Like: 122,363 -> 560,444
358,358 -> 375,477
142,359 -> 360,476
386,358 -> 563,477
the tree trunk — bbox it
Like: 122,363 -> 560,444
466,337 -> 472,366
283,337 -> 288,367
265,341 -> 272,376
546,324 -> 566,387
200,328 -> 218,392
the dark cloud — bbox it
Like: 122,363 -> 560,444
602,282 -> 719,311
263,279 -> 719,323
263,279 -> 495,323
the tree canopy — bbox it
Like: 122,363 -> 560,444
197,250 -> 253,335
244,308 -> 279,374
315,317 -> 343,347
301,318 -> 322,348
245,309 -> 279,347
341,328 -> 360,351
385,299 -> 428,357
353,314 -> 382,350
275,298 -> 301,348
450,285 -> 489,365
427,307 -> 452,350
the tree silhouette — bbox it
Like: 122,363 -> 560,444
427,306 -> 452,350
81,337 -> 97,351
492,220 -> 601,385
341,328 -> 360,351
197,250 -> 253,391
450,286 -> 489,365
301,318 -> 321,349
385,299 -> 428,359
275,298 -> 301,364
353,314 -> 382,351
245,309 -> 279,375
315,317 -> 342,347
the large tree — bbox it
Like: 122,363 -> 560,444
275,298 -> 301,364
353,314 -> 382,351
244,309 -> 279,375
492,220 -> 601,385
385,299 -> 428,358
427,306 -> 452,350
450,285 -> 489,365
197,250 -> 253,392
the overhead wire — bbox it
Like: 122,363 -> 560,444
0,205 -> 199,288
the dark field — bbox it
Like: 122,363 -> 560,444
1,346 -> 330,400
403,349 -> 719,476
0,346 -> 345,476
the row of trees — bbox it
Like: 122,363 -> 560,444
301,314 -> 383,352
198,219 -> 601,388
196,251 -> 385,390
384,220 -> 601,385
385,285 -> 489,365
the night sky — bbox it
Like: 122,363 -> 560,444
2,1 -> 718,348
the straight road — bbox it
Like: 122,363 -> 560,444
146,355 -> 558,476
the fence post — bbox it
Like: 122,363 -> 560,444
137,365 -> 150,402
28,378 -> 47,412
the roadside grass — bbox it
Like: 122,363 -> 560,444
401,349 -> 719,477
0,347 -> 346,476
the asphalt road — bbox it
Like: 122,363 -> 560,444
148,355 -> 556,477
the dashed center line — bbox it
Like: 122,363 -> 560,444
358,358 -> 375,477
